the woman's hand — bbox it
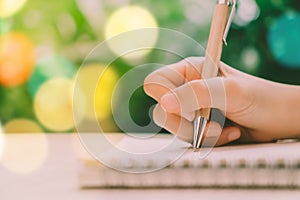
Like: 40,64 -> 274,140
144,57 -> 300,146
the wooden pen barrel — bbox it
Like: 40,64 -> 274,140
199,3 -> 230,119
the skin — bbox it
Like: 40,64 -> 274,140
144,57 -> 300,146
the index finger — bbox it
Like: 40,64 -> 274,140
144,57 -> 204,102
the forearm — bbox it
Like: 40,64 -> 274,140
263,82 -> 300,139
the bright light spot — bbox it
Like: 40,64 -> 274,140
183,0 -> 214,27
34,77 -> 75,132
105,6 -> 157,38
233,0 -> 260,27
241,46 -> 260,73
95,67 -> 118,121
1,133 -> 48,174
105,5 -> 158,61
75,64 -> 118,121
0,32 -> 36,86
0,0 -> 27,18
3,119 -> 43,133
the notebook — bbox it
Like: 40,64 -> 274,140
76,133 -> 300,188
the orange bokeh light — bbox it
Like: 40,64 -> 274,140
0,32 -> 36,86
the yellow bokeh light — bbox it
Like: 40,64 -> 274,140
75,64 -> 118,121
95,66 -> 118,121
105,5 -> 157,38
0,0 -> 27,18
105,5 -> 158,61
0,133 -> 48,174
3,119 -> 43,133
34,77 -> 75,132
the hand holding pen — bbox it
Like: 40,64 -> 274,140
144,1 -> 300,147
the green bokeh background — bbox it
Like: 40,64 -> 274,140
1,0 -> 300,132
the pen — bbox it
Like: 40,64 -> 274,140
193,0 -> 236,149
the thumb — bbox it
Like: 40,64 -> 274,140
160,77 -> 226,114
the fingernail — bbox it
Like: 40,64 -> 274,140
228,131 -> 240,141
161,93 -> 179,112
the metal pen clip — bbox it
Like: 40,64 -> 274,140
221,0 -> 236,46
